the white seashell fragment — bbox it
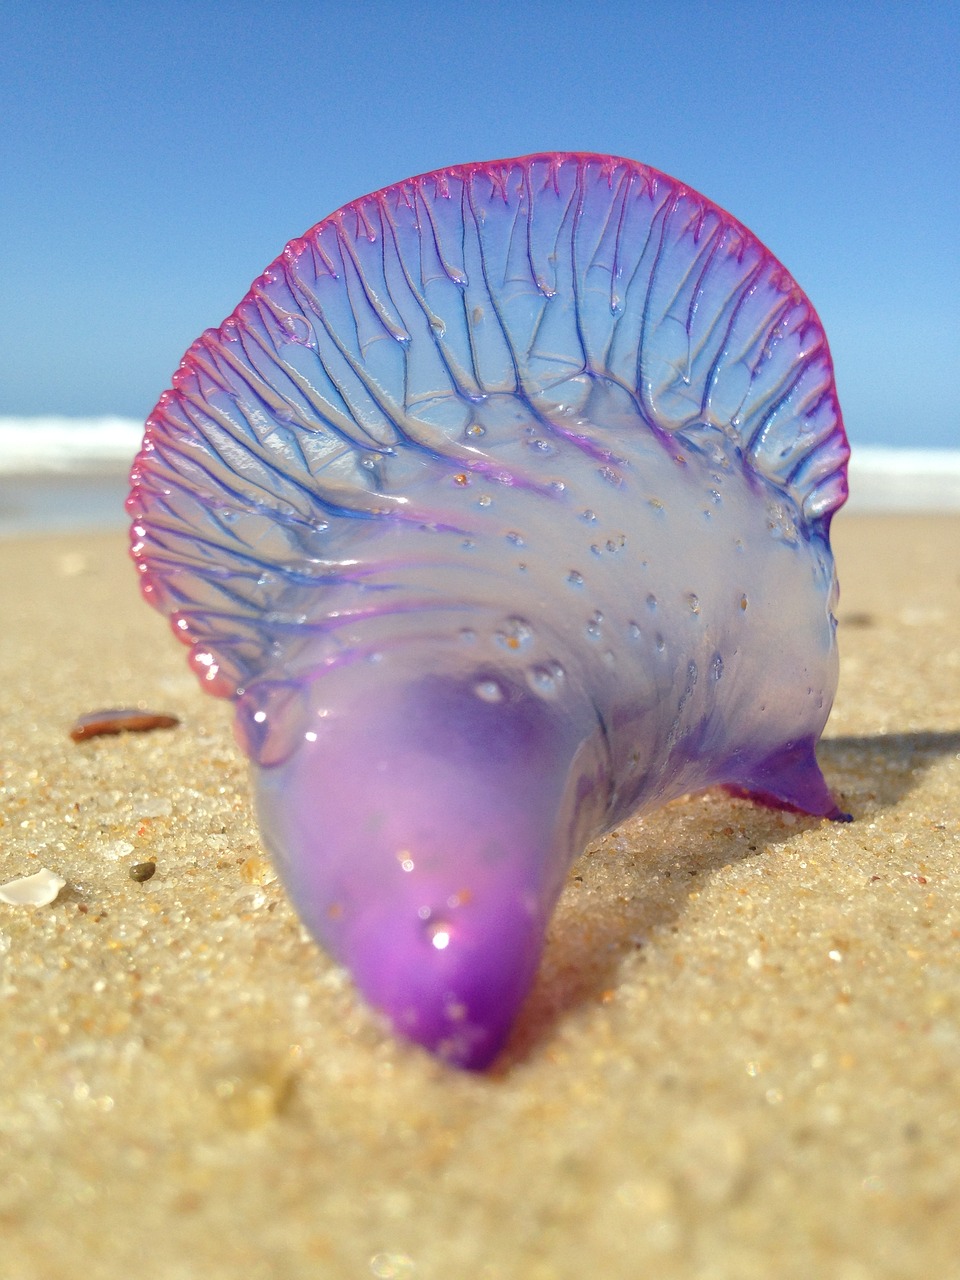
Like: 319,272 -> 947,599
0,867 -> 66,906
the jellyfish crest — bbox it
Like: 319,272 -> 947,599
127,153 -> 848,697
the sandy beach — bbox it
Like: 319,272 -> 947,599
1,513 -> 958,1280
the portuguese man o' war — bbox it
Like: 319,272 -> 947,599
128,153 -> 850,1069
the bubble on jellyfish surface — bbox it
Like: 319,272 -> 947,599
128,152 -> 850,1069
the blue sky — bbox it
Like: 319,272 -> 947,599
1,0 -> 957,448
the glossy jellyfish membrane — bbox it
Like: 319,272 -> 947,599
128,153 -> 850,1069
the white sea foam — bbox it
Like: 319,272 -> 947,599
0,418 -> 957,516
844,447 -> 960,513
0,416 -> 144,473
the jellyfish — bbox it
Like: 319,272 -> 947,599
129,153 -> 849,1068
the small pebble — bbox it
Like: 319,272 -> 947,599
70,708 -> 180,742
840,612 -> 875,629
129,861 -> 157,883
240,855 -> 277,886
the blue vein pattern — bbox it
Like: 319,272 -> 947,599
129,153 -> 848,693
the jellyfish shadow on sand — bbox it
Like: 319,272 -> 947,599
497,729 -> 960,1070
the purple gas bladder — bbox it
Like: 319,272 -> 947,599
128,153 -> 850,1069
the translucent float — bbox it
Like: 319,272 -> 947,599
129,153 -> 849,1068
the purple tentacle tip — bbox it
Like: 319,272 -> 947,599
128,153 -> 850,1069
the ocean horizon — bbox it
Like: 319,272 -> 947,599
0,415 -> 958,539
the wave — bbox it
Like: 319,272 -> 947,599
0,418 -> 957,512
0,416 -> 144,474
845,447 -> 960,513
